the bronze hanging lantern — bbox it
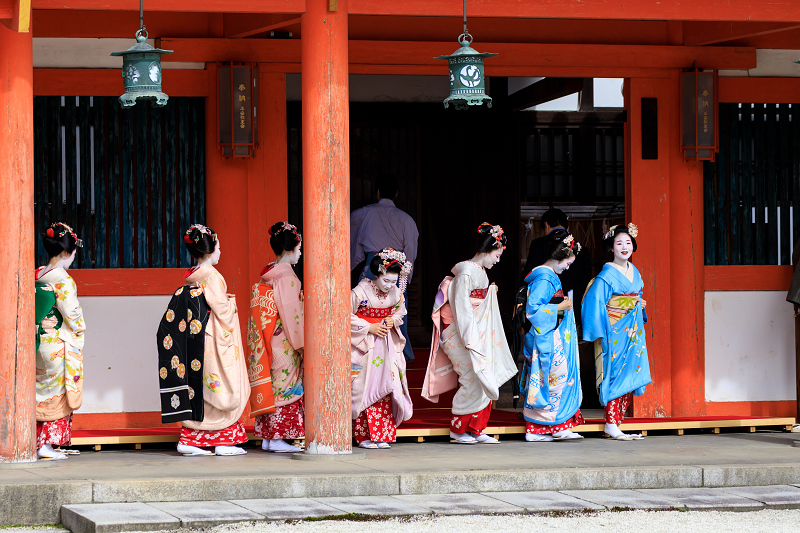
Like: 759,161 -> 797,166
111,0 -> 173,108
435,0 -> 497,110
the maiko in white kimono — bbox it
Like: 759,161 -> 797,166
433,261 -> 516,440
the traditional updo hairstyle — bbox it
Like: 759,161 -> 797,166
183,224 -> 217,259
269,222 -> 302,256
43,222 -> 81,259
602,224 -> 638,254
369,254 -> 403,277
476,222 -> 508,254
548,229 -> 580,261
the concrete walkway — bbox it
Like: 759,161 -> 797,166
58,485 -> 800,533
2,432 -> 800,527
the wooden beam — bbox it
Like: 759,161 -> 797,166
705,265 -> 794,291
160,38 -> 757,71
719,77 -> 800,104
508,77 -> 584,111
32,0 -> 305,14
33,68 -> 209,97
684,21 -> 800,46
1,0 -> 30,32
224,14 -> 301,39
348,0 -> 800,23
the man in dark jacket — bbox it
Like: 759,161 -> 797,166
521,208 -> 591,325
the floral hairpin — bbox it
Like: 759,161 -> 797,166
562,234 -> 582,254
604,222 -> 639,240
377,248 -> 413,293
184,224 -> 217,244
270,221 -> 300,239
46,222 -> 83,248
477,222 -> 505,248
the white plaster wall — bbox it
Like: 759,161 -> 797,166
79,295 -> 171,413
705,291 -> 797,402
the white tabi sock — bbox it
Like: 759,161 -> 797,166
269,439 -> 301,453
525,433 -> 554,442
449,431 -> 478,443
176,443 -> 213,456
604,423 -> 625,438
215,445 -> 246,456
37,444 -> 67,460
261,439 -> 270,451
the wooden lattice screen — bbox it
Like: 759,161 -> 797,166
33,96 -> 206,269
704,103 -> 799,266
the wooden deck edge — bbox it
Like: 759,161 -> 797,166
71,418 -> 797,444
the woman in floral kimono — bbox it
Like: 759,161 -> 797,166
250,222 -> 305,453
430,223 -> 517,445
350,249 -> 414,449
582,223 -> 652,440
176,224 -> 250,456
523,229 -> 584,442
35,223 -> 85,460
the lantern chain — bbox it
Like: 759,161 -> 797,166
460,0 -> 472,45
139,0 -> 145,35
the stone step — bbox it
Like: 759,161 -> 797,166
60,485 -> 800,533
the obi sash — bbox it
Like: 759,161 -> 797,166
606,294 -> 640,323
357,306 -> 392,324
470,288 -> 488,299
549,288 -> 564,304
247,283 -> 278,417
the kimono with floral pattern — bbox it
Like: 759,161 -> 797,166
440,261 -> 517,416
35,267 -> 85,422
258,263 -> 304,407
350,278 -> 413,426
181,264 -> 249,431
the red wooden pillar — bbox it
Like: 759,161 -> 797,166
0,23 -> 35,463
666,71 -> 706,417
626,76 -> 673,417
301,0 -> 352,454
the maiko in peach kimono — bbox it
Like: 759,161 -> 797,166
178,264 -> 250,447
252,262 -> 305,440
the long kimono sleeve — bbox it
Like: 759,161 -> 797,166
274,275 -> 304,351
449,274 -> 479,350
350,290 -> 372,353
523,278 -> 558,358
55,275 -> 85,350
581,277 -> 613,342
203,273 -> 238,332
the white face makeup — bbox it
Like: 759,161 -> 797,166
206,240 -> 221,266
374,273 -> 399,293
553,255 -> 575,275
61,249 -> 77,270
289,241 -> 302,264
613,234 -> 633,263
476,247 -> 504,270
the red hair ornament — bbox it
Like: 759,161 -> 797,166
46,228 -> 55,238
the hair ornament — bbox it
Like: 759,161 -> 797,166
477,222 -> 505,249
604,222 -> 639,240
185,224 -> 217,244
377,248 -> 413,293
561,233 -> 582,255
48,222 -> 83,248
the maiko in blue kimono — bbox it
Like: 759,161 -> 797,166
520,229 -> 584,442
582,223 -> 652,440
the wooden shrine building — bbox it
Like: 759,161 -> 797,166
2,0 -> 800,461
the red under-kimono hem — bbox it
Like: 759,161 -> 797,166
254,399 -> 305,440
37,414 -> 73,449
353,395 -> 396,443
450,402 -> 492,435
178,421 -> 248,447
526,411 -> 585,434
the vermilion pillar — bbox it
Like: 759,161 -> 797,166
301,0 -> 352,454
0,23 -> 35,463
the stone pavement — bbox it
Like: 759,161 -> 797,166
58,485 -> 800,533
2,432 -> 800,527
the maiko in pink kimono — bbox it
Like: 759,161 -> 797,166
350,248 -> 414,449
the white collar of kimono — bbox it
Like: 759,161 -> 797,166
608,261 -> 634,282
451,260 -> 488,285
